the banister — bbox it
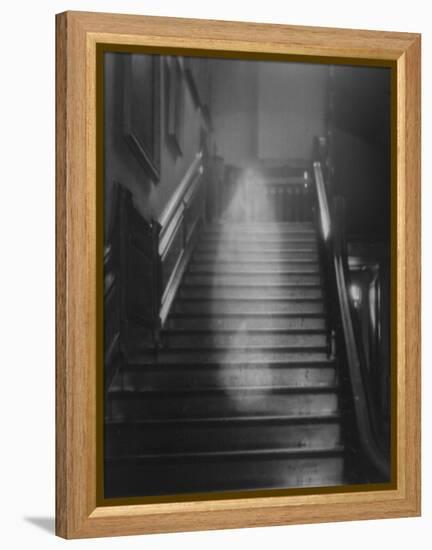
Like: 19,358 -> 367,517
333,242 -> 390,477
105,152 -> 207,362
158,151 -> 203,234
313,162 -> 331,241
313,160 -> 390,480
157,150 -> 206,327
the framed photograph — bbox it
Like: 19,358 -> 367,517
56,11 -> 421,539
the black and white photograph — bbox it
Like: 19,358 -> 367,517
102,51 -> 392,499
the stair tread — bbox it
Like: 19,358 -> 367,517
204,223 -> 314,229
124,359 -> 336,371
164,328 -> 326,334
191,259 -> 319,264
209,221 -> 313,224
186,266 -> 319,277
187,268 -> 320,274
202,229 -> 315,233
106,445 -> 345,462
145,347 -> 328,355
125,362 -> 335,370
128,355 -> 334,366
178,290 -> 322,301
199,238 -> 316,242
180,282 -> 322,289
169,312 -> 325,318
195,257 -> 318,264
106,412 -> 341,426
207,222 -> 314,228
196,248 -> 318,254
110,384 -> 339,395
196,246 -> 318,253
174,301 -> 324,315
205,229 -> 315,235
176,297 -> 323,302
200,238 -> 317,245
204,231 -> 316,236
168,317 -> 326,331
185,276 -> 321,283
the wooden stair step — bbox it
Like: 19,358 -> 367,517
174,298 -> 324,315
197,242 -> 318,252
178,285 -> 322,300
188,264 -> 320,274
205,222 -> 315,234
168,314 -> 326,331
190,259 -> 319,269
129,349 -> 330,364
200,234 -> 317,244
109,385 -> 339,420
193,250 -> 318,262
104,448 -> 345,497
163,330 -> 326,349
106,416 -> 342,455
184,273 -> 321,285
115,361 -> 337,390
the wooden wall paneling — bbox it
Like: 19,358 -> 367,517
123,53 -> 161,182
165,56 -> 185,156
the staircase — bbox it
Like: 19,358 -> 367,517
105,221 -> 346,498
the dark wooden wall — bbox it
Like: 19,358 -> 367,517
322,64 -> 392,445
103,52 -> 212,241
326,65 -> 391,242
103,52 -> 213,383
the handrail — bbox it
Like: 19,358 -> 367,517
105,154 -> 207,361
314,163 -> 331,241
313,161 -> 390,479
158,151 -> 203,235
157,151 -> 206,327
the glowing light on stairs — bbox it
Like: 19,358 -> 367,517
213,167 -> 287,413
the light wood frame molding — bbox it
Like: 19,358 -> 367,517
55,10 -> 421,539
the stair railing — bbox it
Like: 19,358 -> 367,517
105,151 -> 207,368
312,160 -> 390,480
157,151 -> 205,328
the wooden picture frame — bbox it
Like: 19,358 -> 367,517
56,11 -> 421,539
